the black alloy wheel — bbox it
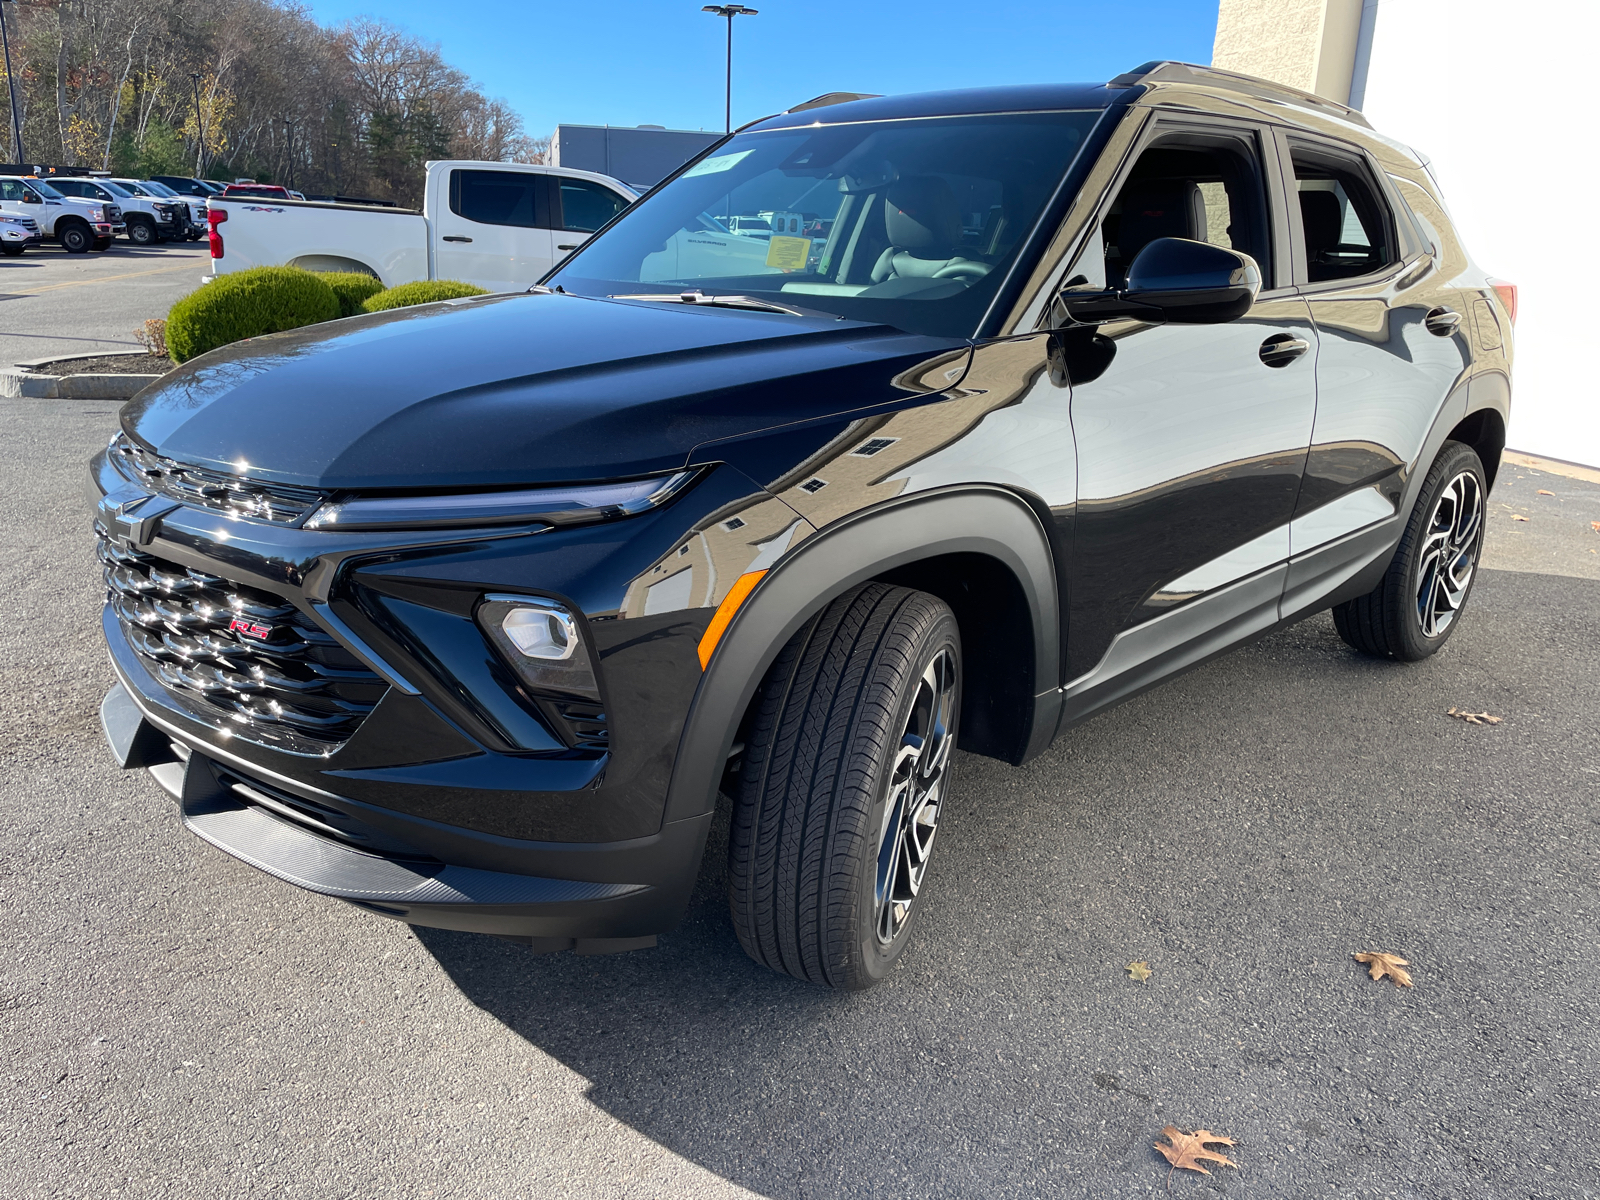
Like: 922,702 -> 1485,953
58,223 -> 91,253
729,582 -> 961,989
127,218 -> 157,246
1332,439 -> 1488,661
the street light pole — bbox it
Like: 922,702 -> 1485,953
189,71 -> 205,177
701,4 -> 757,135
0,0 -> 24,163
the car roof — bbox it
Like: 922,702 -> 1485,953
752,83 -> 1123,131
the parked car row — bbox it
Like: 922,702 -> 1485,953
0,172 -> 246,255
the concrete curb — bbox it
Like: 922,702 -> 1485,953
0,350 -> 166,401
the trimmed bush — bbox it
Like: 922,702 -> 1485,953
316,270 -> 386,318
362,279 -> 490,313
167,267 -> 341,363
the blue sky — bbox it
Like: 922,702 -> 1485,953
305,0 -> 1219,138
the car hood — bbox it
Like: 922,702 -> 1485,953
122,291 -> 969,490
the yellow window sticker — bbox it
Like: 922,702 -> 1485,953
765,235 -> 811,271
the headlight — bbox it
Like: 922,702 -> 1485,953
304,470 -> 696,531
89,207 -> 105,221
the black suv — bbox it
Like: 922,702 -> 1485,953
92,63 -> 1513,989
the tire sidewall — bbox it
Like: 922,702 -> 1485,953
848,610 -> 962,987
1392,442 -> 1486,660
60,224 -> 90,253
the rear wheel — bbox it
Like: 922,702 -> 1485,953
1332,439 -> 1487,661
58,222 -> 91,253
729,583 -> 960,989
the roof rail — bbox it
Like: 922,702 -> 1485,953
787,91 -> 882,114
1106,60 -> 1372,129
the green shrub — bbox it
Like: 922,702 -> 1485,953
316,271 -> 386,318
362,279 -> 490,313
167,267 -> 341,363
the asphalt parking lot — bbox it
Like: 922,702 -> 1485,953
3,396 -> 1597,1200
0,242 -> 207,367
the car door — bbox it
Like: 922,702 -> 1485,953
1277,134 -> 1477,616
1060,119 -> 1319,707
431,168 -> 556,292
550,175 -> 632,263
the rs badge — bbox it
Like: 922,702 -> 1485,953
229,617 -> 273,640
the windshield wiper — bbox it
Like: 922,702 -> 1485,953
609,290 -> 807,316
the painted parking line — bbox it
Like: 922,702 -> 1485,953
1,260 -> 202,297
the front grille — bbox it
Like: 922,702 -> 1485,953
14,216 -> 37,232
110,433 -> 325,525
551,700 -> 608,751
99,533 -> 387,752
107,204 -> 122,221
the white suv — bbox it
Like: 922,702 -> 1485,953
0,176 -> 120,252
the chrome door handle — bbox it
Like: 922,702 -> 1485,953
442,235 -> 472,243
1259,333 -> 1310,368
1425,306 -> 1461,336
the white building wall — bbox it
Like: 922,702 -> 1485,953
1355,1 -> 1599,466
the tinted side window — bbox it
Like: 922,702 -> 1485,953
449,169 -> 550,229
1094,132 -> 1274,289
1290,145 -> 1396,283
52,181 -> 87,197
557,178 -> 629,233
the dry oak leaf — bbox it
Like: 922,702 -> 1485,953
1511,514 -> 1530,522
1127,961 -> 1153,982
1155,1126 -> 1237,1185
1447,707 -> 1502,725
1537,489 -> 1555,495
1354,951 -> 1413,987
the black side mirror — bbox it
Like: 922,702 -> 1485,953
23,192 -> 41,204
1061,237 -> 1261,326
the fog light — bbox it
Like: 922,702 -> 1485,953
501,606 -> 576,660
477,594 -> 602,704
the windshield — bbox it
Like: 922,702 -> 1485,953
32,181 -> 63,199
549,110 -> 1100,337
100,181 -> 133,198
144,182 -> 177,197
118,181 -> 152,196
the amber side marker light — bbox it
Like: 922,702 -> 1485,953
1490,278 -> 1517,324
698,570 -> 768,669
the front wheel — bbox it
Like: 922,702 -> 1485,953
0,243 -> 23,257
91,237 -> 113,252
58,223 -> 91,253
127,219 -> 157,246
1332,439 -> 1487,661
729,583 -> 961,989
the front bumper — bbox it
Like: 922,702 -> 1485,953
100,675 -> 710,948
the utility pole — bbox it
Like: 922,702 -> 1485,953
189,71 -> 205,177
0,0 -> 24,163
701,5 -> 757,135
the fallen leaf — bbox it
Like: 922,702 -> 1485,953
1537,489 -> 1554,495
1155,1127 -> 1237,1185
1511,514 -> 1529,522
1354,951 -> 1413,987
1592,521 -> 1600,534
1127,961 -> 1152,982
1447,707 -> 1502,725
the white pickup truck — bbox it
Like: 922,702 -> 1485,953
204,160 -> 638,292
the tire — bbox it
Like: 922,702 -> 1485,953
0,244 -> 23,257
1332,439 -> 1487,661
91,237 -> 113,252
729,582 -> 961,989
58,222 -> 91,253
127,218 -> 157,246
